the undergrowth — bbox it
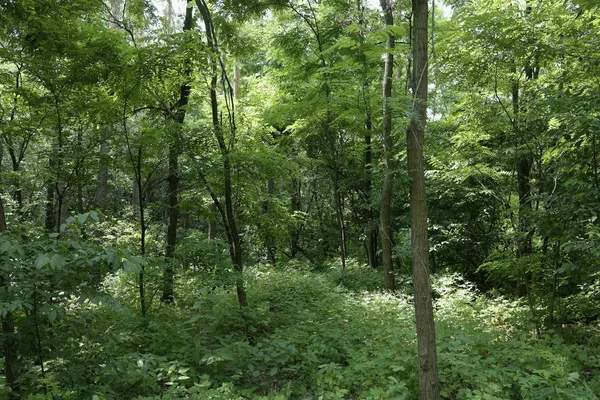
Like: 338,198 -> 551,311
17,262 -> 600,399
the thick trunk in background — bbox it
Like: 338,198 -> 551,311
45,183 -> 56,233
379,0 -> 396,290
408,0 -> 440,398
0,151 -> 19,400
162,4 -> 193,304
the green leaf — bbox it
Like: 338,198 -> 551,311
123,260 -> 139,273
48,308 -> 57,322
35,254 -> 50,269
52,254 -> 67,269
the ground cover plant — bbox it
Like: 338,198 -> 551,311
4,259 -> 597,399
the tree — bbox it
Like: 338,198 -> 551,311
162,1 -> 194,304
408,0 -> 440,397
379,0 -> 396,290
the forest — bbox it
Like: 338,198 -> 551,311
0,0 -> 599,398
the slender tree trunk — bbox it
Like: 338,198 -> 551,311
333,173 -> 347,270
408,0 -> 440,398
7,150 -> 23,216
379,0 -> 396,290
136,148 -> 147,316
290,177 -> 300,257
364,110 -> 378,269
162,3 -> 193,304
197,0 -> 248,308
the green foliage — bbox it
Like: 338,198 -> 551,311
10,263 -> 598,399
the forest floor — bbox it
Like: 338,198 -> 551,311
12,261 -> 600,399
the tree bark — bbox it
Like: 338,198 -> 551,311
379,0 -> 396,290
290,177 -> 300,257
364,109 -> 378,269
162,3 -> 193,304
408,0 -> 440,398
0,148 -> 19,400
197,0 -> 248,308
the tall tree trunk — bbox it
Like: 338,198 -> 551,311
197,0 -> 248,308
0,146 -> 19,400
379,0 -> 396,290
364,106 -> 378,269
290,177 -> 300,257
45,137 -> 59,233
7,149 -> 23,216
408,0 -> 440,398
333,172 -> 347,270
162,3 -> 193,304
136,148 -> 147,316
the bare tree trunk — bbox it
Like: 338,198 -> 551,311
197,0 -> 248,308
408,0 -> 440,398
136,148 -> 147,316
162,3 -> 193,304
290,177 -> 300,257
379,0 -> 396,291
0,147 -> 19,400
364,111 -> 378,269
45,137 -> 59,233
333,172 -> 347,270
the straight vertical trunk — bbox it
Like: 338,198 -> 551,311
7,150 -> 23,216
365,112 -> 378,269
379,0 -> 396,290
408,0 -> 440,398
162,4 -> 193,304
290,177 -> 300,257
0,151 -> 19,400
136,148 -> 147,316
333,173 -> 347,270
